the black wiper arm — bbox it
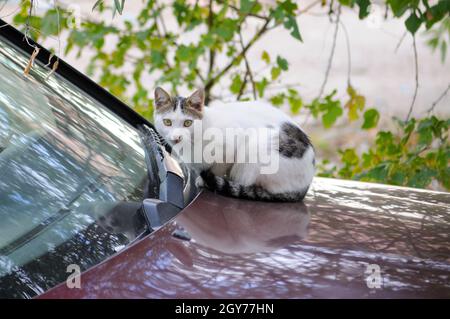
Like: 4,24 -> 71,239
138,125 -> 185,231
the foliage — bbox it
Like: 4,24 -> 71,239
318,116 -> 450,190
426,17 -> 450,62
8,0 -> 450,191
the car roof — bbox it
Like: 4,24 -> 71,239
40,177 -> 450,298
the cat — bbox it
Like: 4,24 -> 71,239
153,87 -> 315,202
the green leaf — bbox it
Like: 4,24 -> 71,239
338,0 -> 355,6
366,164 -> 389,182
287,89 -> 302,114
255,78 -> 269,97
391,170 -> 406,185
408,168 -> 437,188
405,12 -> 422,34
270,93 -> 285,106
114,0 -> 125,15
271,67 -> 281,80
362,108 -> 380,129
417,118 -> 434,146
261,50 -> 271,64
276,55 -> 289,71
41,11 -> 60,36
387,0 -> 411,17
214,19 -> 237,41
240,0 -> 255,14
176,45 -> 192,62
230,75 -> 243,94
92,0 -> 103,12
356,0 -> 371,19
341,148 -> 359,165
284,15 -> 303,42
322,102 -> 343,128
440,40 -> 447,63
345,86 -> 365,121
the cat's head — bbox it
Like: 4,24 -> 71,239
153,87 -> 204,146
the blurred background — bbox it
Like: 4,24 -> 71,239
1,0 -> 449,191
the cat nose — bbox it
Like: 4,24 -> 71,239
172,136 -> 183,144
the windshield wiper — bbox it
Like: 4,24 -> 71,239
138,124 -> 185,232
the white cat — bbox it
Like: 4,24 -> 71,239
153,87 -> 315,202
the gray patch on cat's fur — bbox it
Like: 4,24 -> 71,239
159,96 -> 202,119
278,122 -> 312,158
172,96 -> 185,111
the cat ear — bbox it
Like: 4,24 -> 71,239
154,87 -> 172,110
187,88 -> 205,112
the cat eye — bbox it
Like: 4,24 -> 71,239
163,119 -> 172,126
183,120 -> 193,127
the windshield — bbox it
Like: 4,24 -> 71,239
0,35 -> 153,298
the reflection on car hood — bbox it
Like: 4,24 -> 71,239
40,177 -> 450,298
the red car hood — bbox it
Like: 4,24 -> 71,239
40,177 -> 450,298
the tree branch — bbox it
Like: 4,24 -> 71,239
204,18 -> 271,100
152,1 -> 204,83
154,0 -> 168,35
339,20 -> 352,87
207,0 -> 215,82
221,1 -> 268,21
237,70 -> 249,100
239,30 -> 257,99
317,4 -> 341,98
428,83 -> 450,113
406,35 -> 419,121
300,0 -> 323,14
394,30 -> 407,53
202,0 -> 322,102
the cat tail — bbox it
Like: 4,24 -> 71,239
200,171 -> 308,202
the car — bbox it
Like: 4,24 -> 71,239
0,19 -> 449,299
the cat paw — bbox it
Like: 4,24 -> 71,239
195,176 -> 205,188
